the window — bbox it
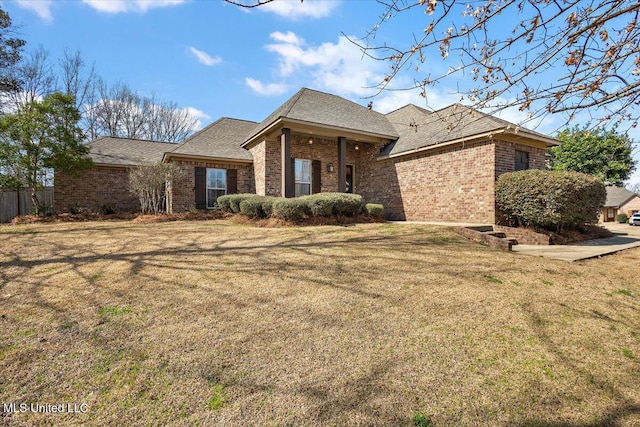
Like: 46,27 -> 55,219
295,159 -> 311,197
206,168 -> 226,208
515,150 -> 529,171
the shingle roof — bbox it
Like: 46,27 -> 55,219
604,185 -> 638,207
88,137 -> 176,166
244,88 -> 399,144
382,103 -> 556,157
169,117 -> 256,161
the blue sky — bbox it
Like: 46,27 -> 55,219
4,0 -> 640,185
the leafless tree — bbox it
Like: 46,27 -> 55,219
59,48 -> 98,138
91,82 -> 197,142
226,0 -> 640,129
626,181 -> 640,195
129,162 -> 184,214
6,46 -> 55,109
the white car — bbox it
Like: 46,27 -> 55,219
629,213 -> 640,226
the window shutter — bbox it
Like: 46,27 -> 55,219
227,169 -> 238,194
312,160 -> 321,194
194,167 -> 206,209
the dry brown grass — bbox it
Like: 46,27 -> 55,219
1,220 -> 639,426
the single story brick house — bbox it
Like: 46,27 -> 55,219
55,88 -> 559,223
600,186 -> 640,222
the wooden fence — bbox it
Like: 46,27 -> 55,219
0,187 -> 54,223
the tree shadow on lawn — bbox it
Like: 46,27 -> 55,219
516,403 -> 640,426
515,302 -> 640,427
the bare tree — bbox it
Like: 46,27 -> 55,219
91,82 -> 197,142
129,162 -> 184,214
226,0 -> 640,129
6,46 -> 55,110
626,182 -> 640,195
59,49 -> 99,139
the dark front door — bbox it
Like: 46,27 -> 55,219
345,165 -> 354,193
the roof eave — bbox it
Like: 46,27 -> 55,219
242,116 -> 398,147
377,128 -> 557,160
163,152 -> 253,164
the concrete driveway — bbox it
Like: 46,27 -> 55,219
511,222 -> 640,261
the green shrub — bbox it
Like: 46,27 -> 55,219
305,193 -> 364,216
261,197 -> 277,218
301,193 -> 334,217
617,213 -> 628,223
495,170 -> 606,230
239,196 -> 268,219
227,194 -> 254,213
272,198 -> 311,221
216,195 -> 232,212
363,203 -> 384,218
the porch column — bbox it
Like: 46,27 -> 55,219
281,128 -> 294,198
337,136 -> 346,193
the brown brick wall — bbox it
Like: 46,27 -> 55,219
494,140 -> 547,179
493,225 -> 551,245
169,158 -> 254,212
251,131 -> 372,197
54,166 -> 139,213
361,141 -> 497,222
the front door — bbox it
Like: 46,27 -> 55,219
345,165 -> 354,193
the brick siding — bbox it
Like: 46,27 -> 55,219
493,225 -> 551,245
249,131 -> 369,197
54,166 -> 139,213
169,158 -> 254,212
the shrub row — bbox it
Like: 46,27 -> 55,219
217,193 -> 384,221
495,170 -> 606,230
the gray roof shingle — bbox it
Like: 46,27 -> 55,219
605,185 -> 638,207
169,117 -> 256,161
88,137 -> 177,166
383,103 -> 556,157
244,88 -> 399,144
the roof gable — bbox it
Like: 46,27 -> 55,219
605,185 -> 638,207
244,88 -> 399,144
169,117 -> 256,161
383,103 -> 557,157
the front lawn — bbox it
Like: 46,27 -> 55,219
1,220 -> 639,426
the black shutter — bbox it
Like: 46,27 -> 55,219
227,169 -> 238,194
195,167 -> 206,209
312,160 -> 321,194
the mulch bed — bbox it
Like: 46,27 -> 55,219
7,211 -> 384,227
546,225 -> 614,244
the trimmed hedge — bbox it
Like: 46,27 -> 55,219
219,192 -> 379,222
272,198 -> 311,221
217,195 -> 232,212
495,170 -> 606,229
226,194 -> 255,213
617,213 -> 628,223
363,203 -> 384,218
239,196 -> 267,219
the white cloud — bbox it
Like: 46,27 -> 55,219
269,31 -> 304,46
82,0 -> 187,14
184,106 -> 211,131
245,78 -> 288,96
15,0 -> 54,22
261,31 -> 384,97
260,0 -> 339,20
187,47 -> 222,67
